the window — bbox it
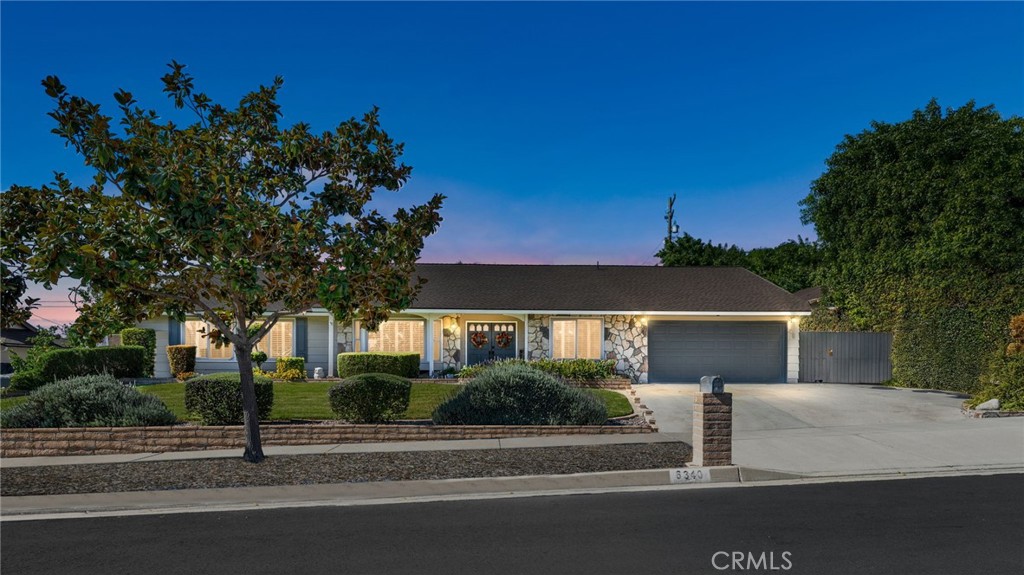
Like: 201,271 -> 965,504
367,320 -> 425,356
257,319 -> 294,358
184,319 -> 233,360
552,318 -> 603,360
355,319 -> 442,360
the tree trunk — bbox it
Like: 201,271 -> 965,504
236,347 -> 265,463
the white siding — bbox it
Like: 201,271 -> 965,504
138,317 -> 172,378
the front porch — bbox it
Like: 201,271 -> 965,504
338,312 -> 652,380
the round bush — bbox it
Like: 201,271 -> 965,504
328,373 -> 412,423
432,363 -> 608,425
0,374 -> 177,428
184,372 -> 274,425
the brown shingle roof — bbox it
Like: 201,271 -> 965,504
409,264 -> 811,313
791,286 -> 823,304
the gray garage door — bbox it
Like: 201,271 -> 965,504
647,321 -> 786,383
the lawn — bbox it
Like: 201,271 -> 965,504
2,382 -> 633,422
141,382 -> 632,421
0,394 -> 29,413
139,381 -> 463,421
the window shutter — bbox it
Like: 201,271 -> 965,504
295,318 -> 307,360
168,318 -> 182,346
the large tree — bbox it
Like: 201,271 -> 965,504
0,63 -> 444,461
657,234 -> 821,292
801,100 -> 1023,390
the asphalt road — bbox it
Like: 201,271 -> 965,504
2,474 -> 1022,575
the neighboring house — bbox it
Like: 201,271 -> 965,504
138,263 -> 811,383
792,286 -> 822,306
1,322 -> 62,375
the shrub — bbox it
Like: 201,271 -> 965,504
250,350 -> 268,370
275,357 -> 306,380
120,327 -> 156,377
0,374 -> 177,428
166,345 -> 197,378
892,307 -> 1004,394
7,346 -> 148,392
175,371 -> 199,382
968,355 -> 1024,411
184,372 -> 274,425
458,358 -> 618,382
275,368 -> 305,381
432,362 -> 608,425
338,352 -> 420,378
328,373 -> 412,423
968,313 -> 1024,411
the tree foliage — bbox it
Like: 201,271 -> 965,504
801,100 -> 1023,390
1,263 -> 39,328
657,234 -> 821,292
0,62 -> 444,461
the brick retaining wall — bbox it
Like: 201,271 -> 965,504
0,423 -> 653,458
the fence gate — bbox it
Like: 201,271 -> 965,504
799,332 -> 893,383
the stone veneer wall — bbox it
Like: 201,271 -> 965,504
526,314 -> 648,383
527,315 -> 551,360
441,315 -> 461,370
1,424 -> 653,458
604,315 -> 649,383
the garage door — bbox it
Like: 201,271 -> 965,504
647,321 -> 786,383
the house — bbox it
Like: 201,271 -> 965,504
1,321 -> 66,375
139,263 -> 811,383
1,321 -> 39,375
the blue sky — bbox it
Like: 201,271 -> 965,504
2,2 -> 1022,324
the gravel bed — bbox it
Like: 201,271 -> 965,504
1,443 -> 691,497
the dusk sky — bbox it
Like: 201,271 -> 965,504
2,1 -> 1022,326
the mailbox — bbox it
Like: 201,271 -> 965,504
699,375 -> 725,394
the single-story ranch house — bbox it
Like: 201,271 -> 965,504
137,263 -> 811,383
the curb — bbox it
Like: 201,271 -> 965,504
5,464 -> 1021,521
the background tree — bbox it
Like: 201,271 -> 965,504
801,100 -> 1023,391
1,263 -> 39,328
0,63 -> 444,461
657,233 -> 821,292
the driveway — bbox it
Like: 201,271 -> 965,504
641,383 -> 1024,476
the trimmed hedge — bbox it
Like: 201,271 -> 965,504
892,307 -> 1005,394
275,356 -> 306,381
0,374 -> 176,428
184,372 -> 274,425
459,358 -> 618,382
328,373 -> 412,423
121,327 -> 156,377
9,346 -> 148,392
338,352 -> 420,378
166,345 -> 197,378
432,362 -> 608,425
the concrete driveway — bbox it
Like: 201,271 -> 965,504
641,383 -> 1024,476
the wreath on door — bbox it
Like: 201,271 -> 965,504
495,332 -> 513,349
470,332 -> 488,349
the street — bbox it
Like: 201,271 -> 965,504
2,473 -> 1022,574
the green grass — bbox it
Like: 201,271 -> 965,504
0,394 -> 29,414
139,381 -> 464,422
403,382 -> 461,419
5,380 -> 632,423
587,389 -> 634,418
